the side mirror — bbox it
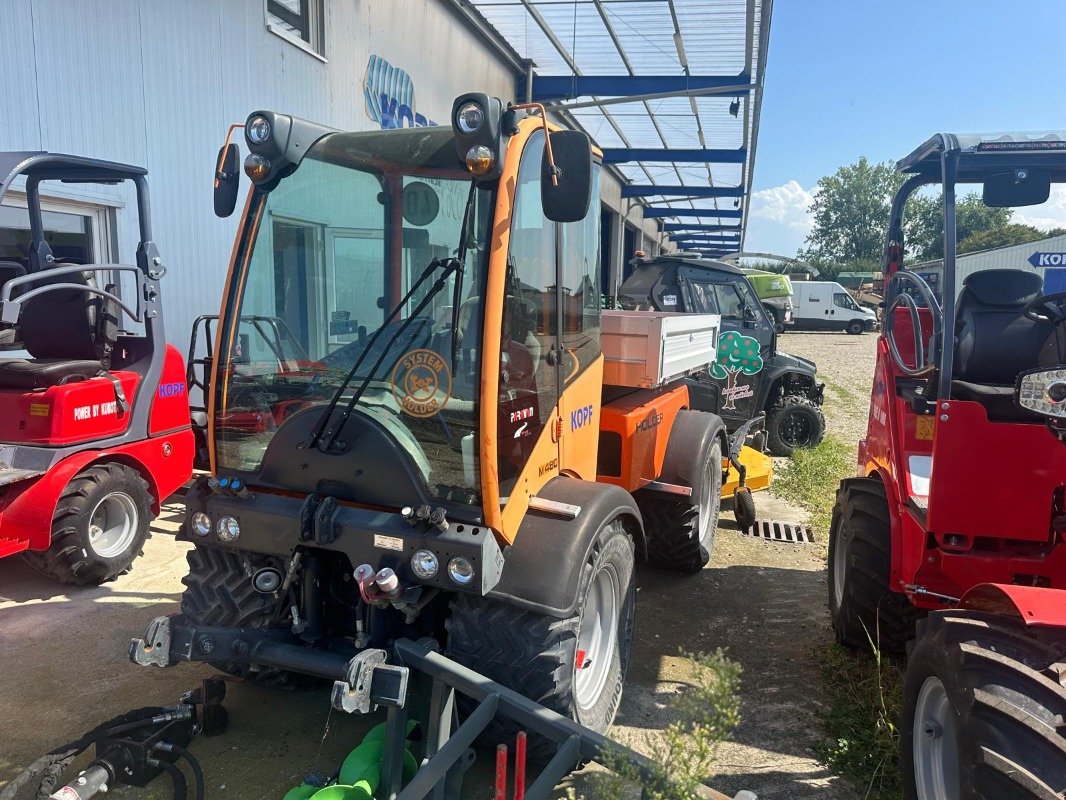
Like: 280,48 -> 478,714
214,143 -> 241,218
542,130 -> 593,223
983,169 -> 1050,208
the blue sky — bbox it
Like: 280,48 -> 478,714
745,0 -> 1066,255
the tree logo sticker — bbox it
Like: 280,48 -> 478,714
710,331 -> 763,410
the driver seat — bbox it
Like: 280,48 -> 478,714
951,269 -> 1050,421
0,269 -> 119,389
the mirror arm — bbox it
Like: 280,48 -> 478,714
510,102 -> 559,186
214,123 -> 245,188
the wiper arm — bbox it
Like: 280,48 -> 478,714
319,258 -> 463,452
307,257 -> 446,450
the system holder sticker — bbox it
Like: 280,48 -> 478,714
374,534 -> 404,551
391,348 -> 452,418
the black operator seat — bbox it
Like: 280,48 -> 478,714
951,269 -> 1051,421
0,268 -> 119,389
0,261 -> 26,346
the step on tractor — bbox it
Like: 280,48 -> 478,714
132,96 -> 764,751
827,133 -> 1066,799
0,154 -> 192,584
617,253 -> 826,456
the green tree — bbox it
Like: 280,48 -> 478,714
958,222 -> 1054,254
803,158 -> 905,267
710,331 -> 763,410
906,192 -> 1013,261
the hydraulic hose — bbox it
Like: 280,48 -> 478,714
145,758 -> 187,800
153,743 -> 204,800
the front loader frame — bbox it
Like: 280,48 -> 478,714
131,619 -> 752,800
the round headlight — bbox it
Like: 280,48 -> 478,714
247,115 -> 272,145
411,549 -> 439,579
244,153 -> 271,181
447,556 -> 475,586
465,145 -> 495,177
1049,380 -> 1066,403
191,511 -> 212,537
455,102 -> 484,134
217,515 -> 240,543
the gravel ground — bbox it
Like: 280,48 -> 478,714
0,331 -> 881,800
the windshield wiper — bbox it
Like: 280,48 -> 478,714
307,257 -> 451,451
315,258 -> 463,452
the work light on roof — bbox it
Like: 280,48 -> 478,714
247,115 -> 272,145
455,102 -> 484,135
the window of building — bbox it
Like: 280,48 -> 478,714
266,0 -> 325,57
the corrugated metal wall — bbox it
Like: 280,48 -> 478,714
0,0 -> 522,347
914,233 -> 1066,301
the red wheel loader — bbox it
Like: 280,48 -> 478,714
828,133 -> 1066,799
0,153 -> 193,584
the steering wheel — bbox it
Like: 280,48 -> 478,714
883,271 -> 944,377
1023,291 -> 1066,324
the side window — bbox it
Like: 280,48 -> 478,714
498,131 -> 557,487
560,164 -> 602,384
683,279 -> 720,314
833,292 -> 855,310
711,283 -> 745,319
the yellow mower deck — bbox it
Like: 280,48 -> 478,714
723,445 -> 773,497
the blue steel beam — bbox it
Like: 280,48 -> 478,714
622,185 -> 744,199
668,228 -> 741,237
645,208 -> 743,219
662,222 -> 743,232
603,148 -> 746,164
532,75 -> 751,102
674,241 -> 740,249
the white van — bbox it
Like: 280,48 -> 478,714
790,281 -> 878,334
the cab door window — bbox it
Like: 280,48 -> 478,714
833,292 -> 858,311
498,130 -> 558,488
711,283 -> 746,319
560,164 -> 602,384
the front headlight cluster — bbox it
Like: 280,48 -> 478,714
189,511 -> 240,543
1017,368 -> 1066,418
409,549 -> 475,586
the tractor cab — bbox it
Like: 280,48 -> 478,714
864,132 -> 1066,602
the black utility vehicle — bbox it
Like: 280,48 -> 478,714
618,253 -> 826,456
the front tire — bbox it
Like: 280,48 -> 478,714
902,612 -> 1066,800
638,411 -> 723,573
828,478 -> 918,654
765,394 -> 826,456
180,546 -> 305,686
22,463 -> 152,585
444,516 -> 636,754
733,487 -> 757,533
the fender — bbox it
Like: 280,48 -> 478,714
488,477 -> 643,619
11,429 -> 195,550
865,466 -> 907,591
959,583 -> 1066,627
757,353 -> 821,411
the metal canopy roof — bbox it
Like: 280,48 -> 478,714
465,0 -> 773,256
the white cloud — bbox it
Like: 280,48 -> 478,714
743,180 -> 815,256
1015,184 -> 1066,232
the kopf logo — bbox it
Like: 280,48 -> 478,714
158,382 -> 186,399
570,405 -> 593,431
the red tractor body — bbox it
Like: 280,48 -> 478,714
0,153 -> 192,582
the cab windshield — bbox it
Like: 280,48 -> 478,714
216,127 -> 491,505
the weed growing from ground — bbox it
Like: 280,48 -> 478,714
772,435 -> 853,535
573,649 -> 742,800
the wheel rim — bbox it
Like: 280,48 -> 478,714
832,528 -> 847,609
696,458 -> 719,545
912,676 -> 960,800
779,409 -> 813,447
575,563 -> 620,711
87,491 -> 139,559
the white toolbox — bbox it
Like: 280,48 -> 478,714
601,310 -> 720,389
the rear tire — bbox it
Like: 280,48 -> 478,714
902,611 -> 1066,800
828,478 -> 918,654
444,516 -> 635,757
638,411 -> 723,573
22,463 -> 152,586
846,319 -> 865,335
765,394 -> 826,456
180,545 -> 308,687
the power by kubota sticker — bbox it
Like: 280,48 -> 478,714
391,349 -> 452,418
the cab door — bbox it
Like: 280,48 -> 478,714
495,129 -> 561,508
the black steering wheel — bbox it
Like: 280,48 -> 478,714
883,271 -> 944,377
1023,291 -> 1066,324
